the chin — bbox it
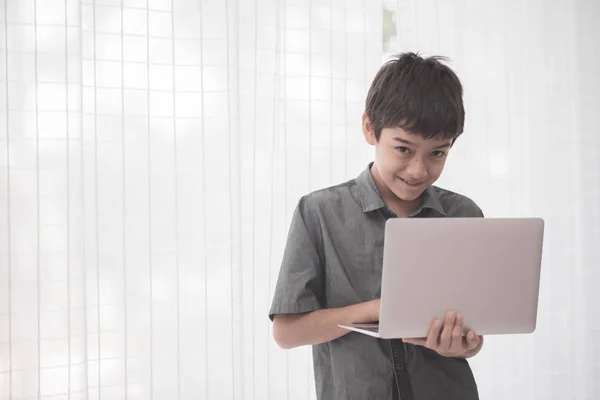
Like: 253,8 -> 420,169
389,180 -> 428,201
392,187 -> 424,202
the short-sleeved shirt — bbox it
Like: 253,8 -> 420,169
269,163 -> 484,400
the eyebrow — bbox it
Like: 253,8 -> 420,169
393,137 -> 452,149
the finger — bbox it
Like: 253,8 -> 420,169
439,311 -> 456,351
425,319 -> 443,349
450,314 -> 464,353
465,331 -> 481,351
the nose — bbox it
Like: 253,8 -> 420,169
405,157 -> 428,181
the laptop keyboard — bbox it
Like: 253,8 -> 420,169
361,326 -> 379,333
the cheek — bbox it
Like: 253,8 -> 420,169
388,158 -> 410,175
427,161 -> 447,178
377,148 -> 404,169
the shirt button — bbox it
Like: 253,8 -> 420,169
395,363 -> 404,371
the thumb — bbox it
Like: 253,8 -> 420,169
466,331 -> 480,350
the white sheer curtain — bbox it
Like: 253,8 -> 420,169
0,0 -> 381,399
1,0 -> 599,399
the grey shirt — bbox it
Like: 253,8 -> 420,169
269,163 -> 484,400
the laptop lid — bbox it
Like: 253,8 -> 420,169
377,217 -> 544,339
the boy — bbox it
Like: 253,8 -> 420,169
269,53 -> 485,400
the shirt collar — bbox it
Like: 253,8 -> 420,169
355,163 -> 447,216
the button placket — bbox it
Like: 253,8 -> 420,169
390,340 -> 414,400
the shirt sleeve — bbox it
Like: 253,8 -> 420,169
269,196 -> 324,321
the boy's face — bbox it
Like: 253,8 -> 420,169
362,113 -> 453,203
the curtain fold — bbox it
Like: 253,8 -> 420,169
0,0 -> 382,399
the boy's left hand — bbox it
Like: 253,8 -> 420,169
402,311 -> 483,358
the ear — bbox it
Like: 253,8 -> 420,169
362,113 -> 377,146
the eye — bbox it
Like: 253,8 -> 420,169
432,150 -> 447,158
396,146 -> 411,154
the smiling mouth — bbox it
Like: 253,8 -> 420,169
399,177 -> 425,187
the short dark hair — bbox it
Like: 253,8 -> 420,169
365,52 -> 465,142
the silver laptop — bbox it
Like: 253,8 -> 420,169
339,217 -> 545,339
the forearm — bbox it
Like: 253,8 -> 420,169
273,301 -> 377,349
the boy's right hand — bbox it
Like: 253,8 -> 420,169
273,299 -> 384,349
365,298 -> 381,322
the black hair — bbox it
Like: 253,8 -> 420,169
365,52 -> 465,141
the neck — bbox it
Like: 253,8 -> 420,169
370,164 -> 421,217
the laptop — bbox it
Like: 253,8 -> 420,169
338,217 -> 545,339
